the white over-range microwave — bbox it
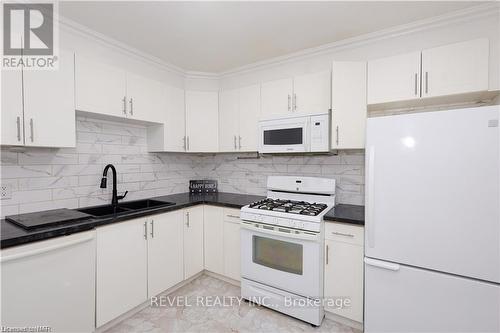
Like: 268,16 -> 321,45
258,113 -> 330,153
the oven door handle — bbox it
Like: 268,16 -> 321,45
240,222 -> 320,242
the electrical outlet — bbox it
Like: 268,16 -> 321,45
1,184 -> 12,199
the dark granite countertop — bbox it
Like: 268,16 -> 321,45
1,192 -> 364,249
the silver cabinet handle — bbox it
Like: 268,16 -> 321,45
287,94 -> 291,111
122,96 -> 127,115
425,71 -> 428,95
16,116 -> 21,141
186,211 -> 190,227
226,214 -> 240,219
335,125 -> 339,146
29,118 -> 34,142
293,93 -> 297,111
187,136 -> 190,151
331,231 -> 354,238
150,220 -> 154,238
183,136 -> 187,151
234,135 -> 237,149
326,244 -> 329,265
143,221 -> 147,240
414,73 -> 418,96
238,136 -> 242,149
129,98 -> 134,115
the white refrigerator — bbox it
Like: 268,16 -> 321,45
364,105 -> 500,332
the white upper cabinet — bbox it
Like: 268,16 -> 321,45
75,55 -> 127,118
368,39 -> 490,106
1,50 -> 75,148
261,72 -> 331,119
261,77 -> 293,118
367,51 -> 421,105
147,211 -> 184,298
125,72 -> 167,123
185,90 -> 219,152
163,85 -> 187,152
23,50 -> 76,148
219,84 -> 261,152
75,54 -> 166,123
219,88 -> 240,152
1,68 -> 24,145
238,84 -> 261,151
292,70 -> 331,114
421,38 -> 489,98
331,61 -> 367,149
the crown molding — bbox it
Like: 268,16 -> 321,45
58,14 -> 187,76
219,2 -> 500,78
57,2 -> 500,81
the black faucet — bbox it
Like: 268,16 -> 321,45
100,164 -> 128,206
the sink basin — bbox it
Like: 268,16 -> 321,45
77,205 -> 131,217
120,199 -> 175,210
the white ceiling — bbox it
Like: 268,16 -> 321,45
60,1 -> 486,73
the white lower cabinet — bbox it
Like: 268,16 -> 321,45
96,218 -> 148,327
223,208 -> 241,281
147,211 -> 184,298
183,206 -> 205,279
204,205 -> 225,275
324,222 -> 364,323
1,231 -> 96,333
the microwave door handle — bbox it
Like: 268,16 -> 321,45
240,222 -> 319,242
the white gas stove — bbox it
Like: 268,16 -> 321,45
240,176 -> 336,326
240,176 -> 335,232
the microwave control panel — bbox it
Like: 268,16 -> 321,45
310,114 -> 330,152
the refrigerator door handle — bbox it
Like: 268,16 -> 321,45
364,257 -> 400,271
366,146 -> 376,248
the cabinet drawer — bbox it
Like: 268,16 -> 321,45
223,208 -> 241,223
325,222 -> 364,246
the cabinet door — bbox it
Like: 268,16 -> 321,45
96,218 -> 148,327
1,68 -> 24,145
203,206 -> 224,275
331,61 -> 367,149
293,71 -> 331,114
223,220 -> 241,281
126,72 -> 167,123
164,85 -> 186,152
367,52 -> 421,104
147,211 -> 184,298
324,238 -> 364,323
75,55 -> 127,118
185,91 -> 219,152
238,84 -> 261,152
421,38 -> 489,98
219,89 -> 239,152
23,50 -> 75,148
183,206 -> 204,279
1,231 -> 96,333
261,78 -> 293,119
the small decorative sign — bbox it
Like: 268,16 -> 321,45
189,180 -> 218,193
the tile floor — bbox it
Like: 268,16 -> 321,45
104,275 -> 361,333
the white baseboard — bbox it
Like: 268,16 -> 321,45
324,310 -> 363,331
94,271 -> 204,332
204,270 -> 240,287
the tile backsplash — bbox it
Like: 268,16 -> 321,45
0,116 -> 364,217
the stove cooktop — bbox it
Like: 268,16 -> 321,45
248,198 -> 328,216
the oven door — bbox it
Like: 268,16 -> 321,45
240,221 -> 322,297
259,117 -> 309,153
